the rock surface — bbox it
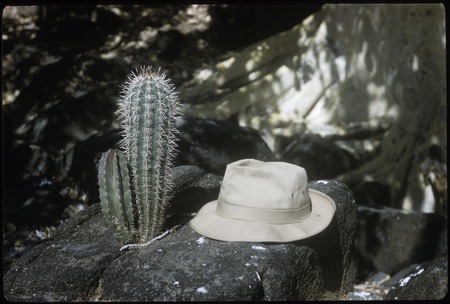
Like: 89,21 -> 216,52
354,205 -> 447,279
175,116 -> 276,175
165,165 -> 223,228
275,133 -> 358,180
385,254 -> 448,300
3,204 -> 121,302
4,178 -> 357,301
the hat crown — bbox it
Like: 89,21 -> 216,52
217,159 -> 311,223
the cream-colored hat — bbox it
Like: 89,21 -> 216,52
190,159 -> 336,242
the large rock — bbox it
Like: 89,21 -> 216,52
175,116 -> 276,175
354,205 -> 447,279
165,165 -> 223,228
3,204 -> 121,302
275,133 -> 358,180
4,178 -> 357,301
385,254 -> 448,300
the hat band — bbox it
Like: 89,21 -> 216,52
216,200 -> 312,224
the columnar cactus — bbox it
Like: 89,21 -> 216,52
99,66 -> 180,245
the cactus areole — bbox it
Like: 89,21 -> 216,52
99,67 -> 180,244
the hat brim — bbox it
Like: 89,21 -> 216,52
189,189 -> 336,242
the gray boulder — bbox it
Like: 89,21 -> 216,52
275,133 -> 358,180
3,203 -> 121,302
175,117 -> 276,175
385,254 -> 448,300
4,176 -> 357,301
355,205 -> 447,279
165,165 -> 223,228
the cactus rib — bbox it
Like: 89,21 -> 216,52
98,149 -> 135,244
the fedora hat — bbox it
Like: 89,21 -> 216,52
190,159 -> 336,242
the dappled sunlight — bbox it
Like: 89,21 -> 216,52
411,55 -> 419,72
245,42 -> 270,71
182,4 -> 417,137
179,4 -> 446,212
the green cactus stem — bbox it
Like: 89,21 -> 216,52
117,67 -> 180,242
98,149 -> 136,244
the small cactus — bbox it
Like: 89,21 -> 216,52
99,66 -> 180,245
98,149 -> 136,244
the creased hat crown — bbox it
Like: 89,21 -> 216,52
216,159 -> 312,224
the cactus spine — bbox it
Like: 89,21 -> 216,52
99,67 -> 180,245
